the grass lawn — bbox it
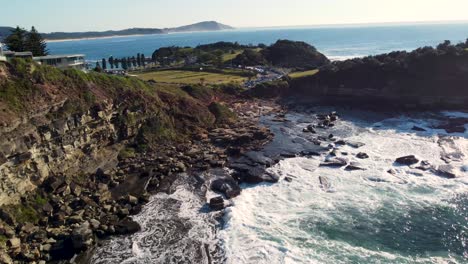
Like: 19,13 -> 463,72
222,50 -> 243,62
289,69 -> 319,79
136,70 -> 247,84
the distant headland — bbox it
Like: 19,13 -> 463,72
0,21 -> 234,42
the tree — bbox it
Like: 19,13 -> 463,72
25,26 -> 48,56
109,56 -> 114,69
4,26 -> 27,52
213,50 -> 224,67
141,54 -> 146,67
121,58 -> 127,70
94,61 -> 102,72
137,53 -> 141,67
102,58 -> 107,70
127,57 -> 132,69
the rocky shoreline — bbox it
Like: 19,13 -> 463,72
1,98 -> 466,263
0,98 -> 278,264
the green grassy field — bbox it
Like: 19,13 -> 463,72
136,70 -> 247,84
222,50 -> 243,62
289,69 -> 319,79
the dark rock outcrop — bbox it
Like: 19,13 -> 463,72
210,176 -> 241,198
209,196 -> 225,211
395,155 -> 419,165
320,157 -> 347,168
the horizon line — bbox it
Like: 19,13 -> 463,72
236,19 -> 468,30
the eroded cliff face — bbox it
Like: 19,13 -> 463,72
0,100 -> 144,205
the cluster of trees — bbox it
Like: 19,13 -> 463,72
149,40 -> 331,70
150,42 -> 263,68
4,26 -> 48,56
196,41 -> 252,52
95,53 -> 146,71
290,39 -> 468,97
233,40 -> 330,69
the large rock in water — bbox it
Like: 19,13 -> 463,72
436,165 -> 458,178
114,218 -> 141,235
395,155 -> 419,165
320,157 -> 347,167
232,165 -> 279,184
209,196 -> 225,211
211,176 -> 241,198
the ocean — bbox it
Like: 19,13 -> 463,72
83,23 -> 468,264
47,23 -> 468,61
91,109 -> 468,264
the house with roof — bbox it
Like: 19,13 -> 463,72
4,51 -> 33,60
34,54 -> 86,70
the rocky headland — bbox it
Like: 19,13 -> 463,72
0,59 -> 277,263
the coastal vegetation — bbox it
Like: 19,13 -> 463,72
288,39 -> 468,100
134,69 -> 248,84
232,40 -> 329,70
3,26 -> 48,56
228,38 -> 468,110
288,69 -> 319,79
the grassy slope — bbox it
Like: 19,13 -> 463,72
288,69 -> 319,79
222,50 -> 243,62
136,70 -> 247,84
0,59 -> 217,140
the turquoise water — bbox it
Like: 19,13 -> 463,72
47,23 -> 468,61
221,111 -> 468,264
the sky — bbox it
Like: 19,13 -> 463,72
2,0 -> 468,32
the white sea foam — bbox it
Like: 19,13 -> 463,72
221,113 -> 468,264
91,173 -> 223,264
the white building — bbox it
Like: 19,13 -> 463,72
34,54 -> 86,70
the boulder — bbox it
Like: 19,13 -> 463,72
0,209 -> 15,226
395,155 -> 419,166
210,176 -> 241,198
284,177 -> 293,182
319,176 -> 333,192
234,166 -> 279,184
16,152 -> 32,163
304,125 -> 316,134
356,152 -> 369,159
416,160 -> 433,171
71,222 -> 93,250
114,218 -> 140,235
6,238 -> 21,249
320,157 -> 347,168
127,195 -> 138,206
345,162 -> 366,171
301,150 -> 321,156
335,140 -> 346,145
209,196 -> 225,211
347,141 -> 365,148
436,165 -> 458,179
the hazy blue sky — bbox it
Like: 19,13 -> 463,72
2,0 -> 468,32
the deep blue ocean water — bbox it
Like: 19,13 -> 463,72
47,23 -> 468,61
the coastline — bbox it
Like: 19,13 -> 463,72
45,29 -> 236,43
45,34 -> 152,43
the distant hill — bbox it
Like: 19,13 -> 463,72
42,28 -> 166,41
0,21 -> 233,42
165,21 -> 234,33
0,26 -> 14,40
